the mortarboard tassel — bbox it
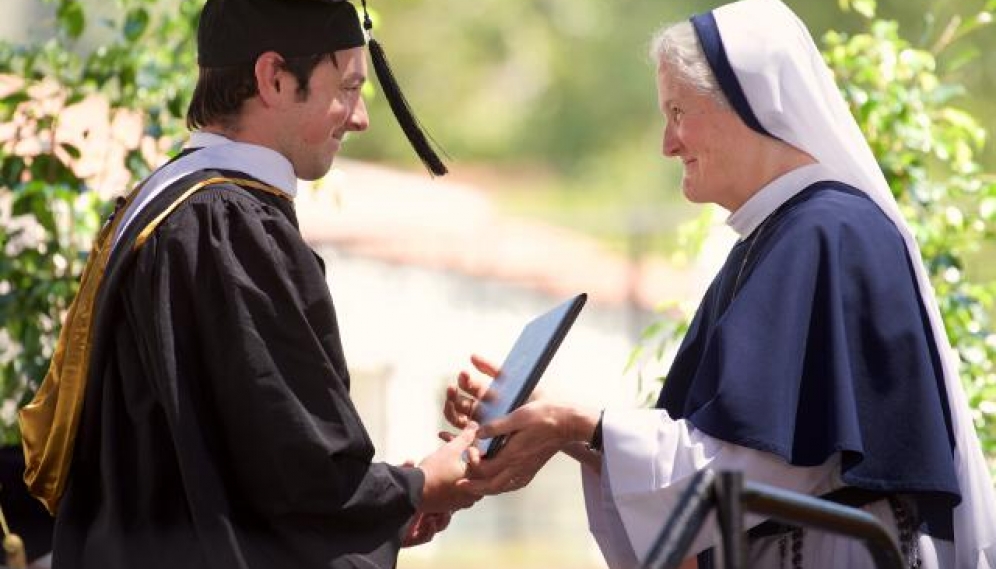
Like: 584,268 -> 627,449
361,1 -> 448,176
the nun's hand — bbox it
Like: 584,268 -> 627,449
457,400 -> 582,495
443,354 -> 498,429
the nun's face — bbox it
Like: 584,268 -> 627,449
656,65 -> 757,211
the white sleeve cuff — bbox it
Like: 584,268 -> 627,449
581,464 -> 639,569
599,409 -> 839,562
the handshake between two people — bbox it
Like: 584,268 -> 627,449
403,354 -> 602,548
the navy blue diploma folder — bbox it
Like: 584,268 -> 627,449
475,293 -> 587,458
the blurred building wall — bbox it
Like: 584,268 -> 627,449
298,160 -> 706,568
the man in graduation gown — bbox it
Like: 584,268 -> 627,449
440,0 -> 996,568
17,0 -> 479,567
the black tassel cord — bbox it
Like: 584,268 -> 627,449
360,1 -> 448,176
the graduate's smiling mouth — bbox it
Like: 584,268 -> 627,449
334,131 -> 355,149
330,133 -> 348,152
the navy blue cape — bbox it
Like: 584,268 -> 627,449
657,181 -> 959,536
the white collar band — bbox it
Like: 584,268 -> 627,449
726,163 -> 833,238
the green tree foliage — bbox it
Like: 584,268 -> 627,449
0,0 -> 200,444
636,0 -> 996,457
352,0 -> 996,175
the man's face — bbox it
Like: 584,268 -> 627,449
280,46 -> 369,181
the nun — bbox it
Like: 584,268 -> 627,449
443,0 -> 996,567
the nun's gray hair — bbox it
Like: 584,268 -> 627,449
649,21 -> 729,108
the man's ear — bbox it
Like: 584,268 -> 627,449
255,51 -> 288,108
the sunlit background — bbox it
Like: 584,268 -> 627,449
2,0 -> 995,567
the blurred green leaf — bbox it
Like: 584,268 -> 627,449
11,185 -> 56,234
57,1 -> 86,40
1,91 -> 29,111
28,153 -> 76,185
852,0 -> 878,19
60,143 -> 82,161
124,8 -> 150,42
167,94 -> 185,119
125,149 -> 150,179
1,156 -> 27,185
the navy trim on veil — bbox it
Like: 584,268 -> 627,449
690,11 -> 773,139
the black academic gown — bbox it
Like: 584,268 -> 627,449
657,181 -> 960,539
53,170 -> 422,569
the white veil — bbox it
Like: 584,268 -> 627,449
707,1 -> 996,566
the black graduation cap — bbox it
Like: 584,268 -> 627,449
197,0 -> 448,176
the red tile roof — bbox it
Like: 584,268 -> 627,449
296,159 -> 698,310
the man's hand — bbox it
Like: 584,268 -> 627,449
401,511 -> 453,547
443,355 -> 497,428
417,422 -> 481,513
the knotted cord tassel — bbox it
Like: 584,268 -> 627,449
359,0 -> 448,176
367,38 -> 448,176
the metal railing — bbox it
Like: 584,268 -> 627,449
639,470 -> 905,569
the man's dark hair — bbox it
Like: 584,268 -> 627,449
186,52 -> 336,131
